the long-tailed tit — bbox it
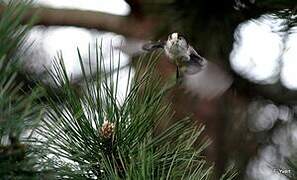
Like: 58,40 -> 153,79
143,32 -> 233,99
143,32 -> 207,81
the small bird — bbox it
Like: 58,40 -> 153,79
143,32 -> 207,81
142,32 -> 233,99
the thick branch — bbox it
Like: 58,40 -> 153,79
0,5 -> 156,38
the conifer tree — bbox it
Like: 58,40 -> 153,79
0,1 -> 47,179
0,1 -> 237,179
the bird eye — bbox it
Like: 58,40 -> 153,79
178,35 -> 185,41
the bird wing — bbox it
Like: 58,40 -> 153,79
142,41 -> 165,51
183,46 -> 207,75
182,61 -> 233,99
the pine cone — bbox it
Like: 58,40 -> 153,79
100,120 -> 115,139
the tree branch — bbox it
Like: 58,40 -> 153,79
0,5 -> 156,39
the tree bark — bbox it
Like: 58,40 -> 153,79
0,4 -> 156,39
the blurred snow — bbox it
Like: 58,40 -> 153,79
231,13 -> 297,179
280,27 -> 297,89
246,122 -> 297,180
34,0 -> 130,16
22,26 -> 130,85
246,145 -> 288,180
230,14 -> 297,90
230,14 -> 285,84
248,101 -> 279,132
246,100 -> 296,180
272,123 -> 297,157
278,105 -> 292,122
231,14 -> 297,179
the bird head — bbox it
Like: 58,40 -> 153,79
168,33 -> 187,45
169,32 -> 179,41
166,32 -> 188,56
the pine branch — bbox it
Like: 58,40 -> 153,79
0,4 -> 155,39
0,0 -> 47,178
285,157 -> 297,179
30,42 -> 234,179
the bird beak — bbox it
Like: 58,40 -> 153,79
171,33 -> 179,41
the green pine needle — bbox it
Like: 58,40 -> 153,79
31,40 -> 237,179
0,0 -> 46,179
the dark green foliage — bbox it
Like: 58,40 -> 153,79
0,1 -> 239,179
0,0 -> 45,179
286,158 -> 297,179
273,9 -> 297,33
0,0 -> 38,138
256,0 -> 297,7
31,43 -> 223,179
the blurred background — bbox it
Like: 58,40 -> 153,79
1,0 -> 297,179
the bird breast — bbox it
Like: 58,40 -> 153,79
164,41 -> 189,61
